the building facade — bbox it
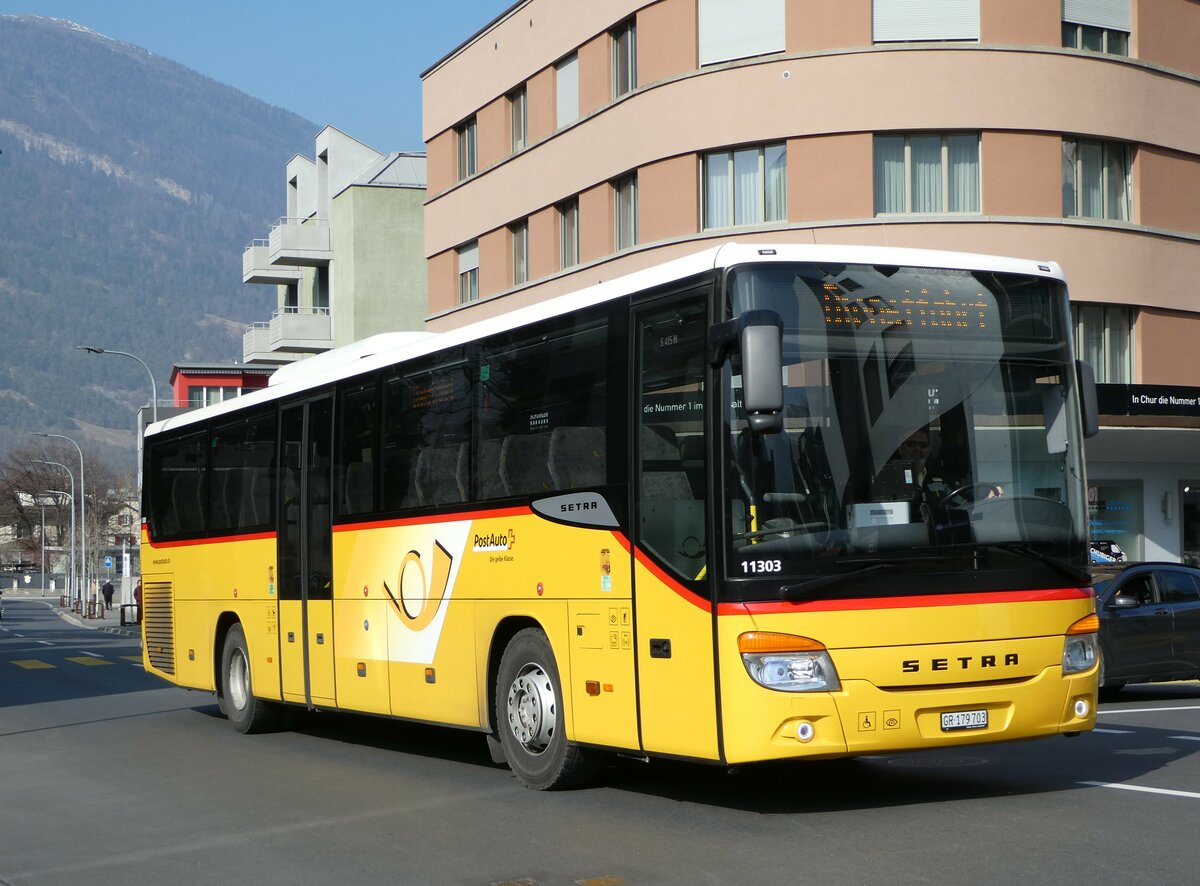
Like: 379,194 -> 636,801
421,0 -> 1200,563
242,126 -> 428,363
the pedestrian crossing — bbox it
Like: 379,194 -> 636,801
6,655 -> 142,670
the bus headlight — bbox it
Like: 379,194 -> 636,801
738,632 -> 841,692
1062,614 -> 1099,675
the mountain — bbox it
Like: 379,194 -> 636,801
0,15 -> 319,472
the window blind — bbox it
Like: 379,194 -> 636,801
556,54 -> 579,128
873,0 -> 980,42
1062,0 -> 1130,31
699,0 -> 785,66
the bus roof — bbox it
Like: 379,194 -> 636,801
145,242 -> 1065,439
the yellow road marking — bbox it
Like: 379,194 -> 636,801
12,660 -> 55,670
65,656 -> 113,666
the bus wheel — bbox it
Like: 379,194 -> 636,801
220,624 -> 282,734
496,628 -> 595,790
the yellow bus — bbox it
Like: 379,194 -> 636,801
141,243 -> 1101,789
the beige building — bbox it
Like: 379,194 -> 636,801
243,126 -> 427,363
421,0 -> 1200,562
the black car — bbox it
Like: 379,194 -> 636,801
1094,562 -> 1200,690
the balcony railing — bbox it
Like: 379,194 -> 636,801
242,307 -> 333,363
243,239 -> 303,285
268,217 -> 332,267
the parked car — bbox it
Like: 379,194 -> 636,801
1093,562 -> 1200,690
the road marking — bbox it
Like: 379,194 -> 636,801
1099,705 -> 1200,715
11,660 -> 54,670
1080,781 -> 1200,801
120,656 -> 142,662
1093,728 -> 1135,734
37,640 -> 54,646
65,656 -> 113,666
1169,735 -> 1200,742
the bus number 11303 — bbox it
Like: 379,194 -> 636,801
741,559 -> 783,574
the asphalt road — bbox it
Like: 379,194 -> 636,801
2,595 -> 1199,886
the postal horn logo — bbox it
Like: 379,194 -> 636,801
382,540 -> 453,631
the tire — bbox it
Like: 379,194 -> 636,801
1097,650 -> 1125,693
219,624 -> 283,734
495,628 -> 595,790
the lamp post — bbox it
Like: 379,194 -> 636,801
39,483 -> 75,608
36,458 -> 77,597
76,347 -> 158,424
33,434 -> 86,607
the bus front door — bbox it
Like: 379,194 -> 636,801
278,397 -> 336,708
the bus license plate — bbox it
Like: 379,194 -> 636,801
941,709 -> 988,732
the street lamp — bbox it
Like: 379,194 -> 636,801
32,433 -> 86,606
76,346 -> 159,424
37,471 -> 76,606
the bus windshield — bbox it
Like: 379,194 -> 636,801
722,261 -> 1089,599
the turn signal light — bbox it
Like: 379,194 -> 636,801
738,632 -> 826,654
1067,613 -> 1100,635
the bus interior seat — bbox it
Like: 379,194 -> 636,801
548,426 -> 606,489
343,461 -> 374,514
478,438 -> 506,499
500,433 -> 553,496
678,434 -> 705,497
641,425 -> 694,500
417,446 -> 465,506
245,466 -> 269,525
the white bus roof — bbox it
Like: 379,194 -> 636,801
145,242 -> 1065,438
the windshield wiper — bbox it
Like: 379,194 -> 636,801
932,542 -> 1092,586
780,557 -> 945,602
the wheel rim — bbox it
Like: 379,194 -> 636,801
505,661 -> 555,755
229,647 -> 250,712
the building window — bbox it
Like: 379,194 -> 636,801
699,0 -> 785,66
511,220 -> 529,286
1063,138 -> 1131,221
559,198 -> 579,269
187,386 -> 241,408
612,20 -> 637,98
457,241 -> 479,303
873,0 -> 979,42
509,86 -> 527,153
873,133 -> 980,214
456,116 -> 477,180
556,53 -> 579,129
614,174 -> 638,250
703,143 -> 787,229
1062,0 -> 1130,56
1072,303 -> 1134,384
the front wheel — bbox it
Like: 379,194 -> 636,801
220,624 -> 283,734
495,628 -> 595,790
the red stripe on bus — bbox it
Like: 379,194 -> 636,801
150,531 -> 276,548
723,586 -> 1093,615
631,546 -> 712,612
333,506 -> 532,533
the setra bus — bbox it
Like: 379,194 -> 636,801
140,243 -> 1101,789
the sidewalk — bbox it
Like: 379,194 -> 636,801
3,589 -> 141,640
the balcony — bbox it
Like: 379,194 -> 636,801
243,240 -> 303,285
268,217 -> 331,267
242,308 -> 333,363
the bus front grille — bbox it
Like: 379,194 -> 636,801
143,579 -> 175,675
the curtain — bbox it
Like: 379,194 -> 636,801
874,136 -> 905,213
947,134 -> 979,212
704,152 -> 731,228
909,134 -> 942,213
764,143 -> 787,221
733,147 -> 763,225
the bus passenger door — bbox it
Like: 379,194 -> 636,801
278,397 -> 336,707
631,294 -> 720,761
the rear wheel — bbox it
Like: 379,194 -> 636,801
495,628 -> 595,790
220,624 -> 282,733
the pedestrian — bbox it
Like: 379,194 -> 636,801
134,579 -> 142,623
102,579 -> 114,611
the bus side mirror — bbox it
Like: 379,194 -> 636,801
1077,360 -> 1099,439
708,310 -> 784,434
741,312 -> 784,435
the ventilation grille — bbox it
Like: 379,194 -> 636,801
143,579 -> 175,675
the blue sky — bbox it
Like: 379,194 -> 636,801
0,0 -> 510,150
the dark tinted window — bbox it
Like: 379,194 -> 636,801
381,349 -> 472,511
1117,574 -> 1156,606
147,428 -> 208,540
337,377 -> 379,517
209,411 -> 276,534
1159,570 -> 1200,604
478,312 -> 609,498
